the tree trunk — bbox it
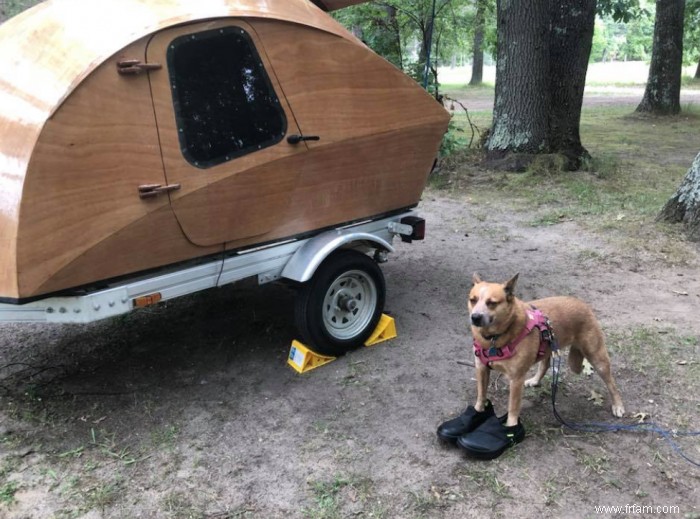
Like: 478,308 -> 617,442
486,0 -> 597,170
385,5 -> 403,69
636,0 -> 685,115
487,0 -> 551,156
418,21 -> 430,77
469,0 -> 486,86
658,151 -> 700,240
548,0 -> 597,168
695,58 -> 700,79
0,0 -> 8,23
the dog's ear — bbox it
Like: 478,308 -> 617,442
472,273 -> 482,285
504,273 -> 519,300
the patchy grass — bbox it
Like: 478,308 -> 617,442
0,479 -> 19,506
433,105 -> 700,268
304,474 -> 379,519
151,424 -> 180,450
606,326 -> 699,381
681,76 -> 700,89
441,82 -> 495,99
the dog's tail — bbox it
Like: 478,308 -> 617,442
568,346 -> 584,374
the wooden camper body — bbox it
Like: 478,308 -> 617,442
0,0 -> 449,302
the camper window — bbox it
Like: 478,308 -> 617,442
167,26 -> 287,169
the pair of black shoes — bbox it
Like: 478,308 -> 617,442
437,400 -> 525,460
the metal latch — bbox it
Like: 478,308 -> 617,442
138,184 -> 181,199
117,59 -> 162,75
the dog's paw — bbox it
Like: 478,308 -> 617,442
611,404 -> 625,418
524,377 -> 541,388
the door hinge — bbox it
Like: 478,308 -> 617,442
117,59 -> 162,75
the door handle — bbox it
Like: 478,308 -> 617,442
117,59 -> 163,75
138,183 -> 181,199
287,134 -> 320,145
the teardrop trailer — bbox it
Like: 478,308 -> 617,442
0,0 -> 450,356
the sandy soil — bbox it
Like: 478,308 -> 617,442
1,186 -> 699,518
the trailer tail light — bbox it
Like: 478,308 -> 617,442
399,216 -> 425,243
133,293 -> 162,308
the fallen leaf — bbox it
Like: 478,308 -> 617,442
633,412 -> 649,423
677,360 -> 688,366
587,390 -> 604,406
582,359 -> 594,376
672,290 -> 689,296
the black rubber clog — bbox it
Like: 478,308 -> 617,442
436,400 -> 495,443
457,415 -> 525,460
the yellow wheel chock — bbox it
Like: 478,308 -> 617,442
287,314 -> 397,374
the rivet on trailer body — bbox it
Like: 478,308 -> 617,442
93,304 -> 101,311
74,308 -> 81,313
108,301 -> 115,307
46,307 -> 54,314
59,307 -> 67,313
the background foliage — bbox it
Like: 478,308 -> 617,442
333,0 -> 700,75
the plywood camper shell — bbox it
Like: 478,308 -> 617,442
0,0 -> 449,302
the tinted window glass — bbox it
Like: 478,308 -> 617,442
168,26 -> 287,168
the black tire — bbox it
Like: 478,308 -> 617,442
294,249 -> 386,356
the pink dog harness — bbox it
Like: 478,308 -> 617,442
473,307 -> 557,367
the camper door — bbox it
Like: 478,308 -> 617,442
146,20 -> 306,247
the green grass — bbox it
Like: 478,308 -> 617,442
606,326 -> 699,380
0,480 -> 19,506
433,105 -> 700,266
304,474 -> 378,519
681,75 -> 700,89
451,463 -> 512,503
151,424 -> 180,450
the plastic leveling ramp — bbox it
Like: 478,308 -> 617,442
288,314 -> 397,373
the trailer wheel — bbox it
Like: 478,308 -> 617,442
294,250 -> 386,356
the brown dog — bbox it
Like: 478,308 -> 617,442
469,273 -> 625,427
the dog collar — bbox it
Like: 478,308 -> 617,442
473,308 -> 557,367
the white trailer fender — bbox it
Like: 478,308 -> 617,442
280,229 -> 394,284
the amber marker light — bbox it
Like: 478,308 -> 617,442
133,293 -> 162,308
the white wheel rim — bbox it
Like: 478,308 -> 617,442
322,269 -> 377,340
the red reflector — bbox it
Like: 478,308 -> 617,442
412,219 -> 426,240
400,216 -> 426,242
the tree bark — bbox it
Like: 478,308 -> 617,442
658,151 -> 700,240
636,0 -> 686,115
487,0 -> 551,156
548,0 -> 597,168
385,5 -> 403,69
469,0 -> 486,86
0,0 -> 8,23
486,0 -> 597,170
695,58 -> 700,79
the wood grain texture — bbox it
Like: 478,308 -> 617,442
0,0 -> 362,298
223,123 -> 448,252
17,38 -> 176,296
1,1 -> 449,298
147,20 -> 306,247
32,206 -> 223,296
251,19 -> 450,148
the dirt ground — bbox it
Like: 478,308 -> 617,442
1,178 -> 699,518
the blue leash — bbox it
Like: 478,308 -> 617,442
549,353 -> 700,468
